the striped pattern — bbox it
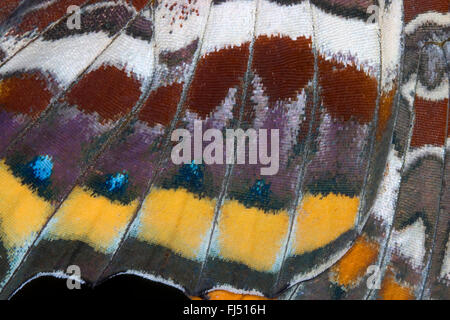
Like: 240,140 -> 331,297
0,0 -> 448,300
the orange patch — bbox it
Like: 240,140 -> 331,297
331,235 -> 379,287
376,87 -> 396,141
379,272 -> 415,300
206,290 -> 270,300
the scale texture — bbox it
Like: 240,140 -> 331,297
0,0 -> 448,300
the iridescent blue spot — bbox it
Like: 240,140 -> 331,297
171,160 -> 205,195
105,172 -> 128,192
246,179 -> 272,208
29,155 -> 53,181
182,160 -> 201,182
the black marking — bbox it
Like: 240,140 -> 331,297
311,0 -> 375,21
43,5 -> 133,41
305,175 -> 361,198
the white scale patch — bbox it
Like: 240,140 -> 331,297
371,147 -> 403,226
0,32 -> 112,87
255,0 -> 313,40
201,0 -> 257,55
405,12 -> 450,35
379,0 -> 403,92
405,145 -> 445,171
91,32 -> 155,83
312,4 -> 380,75
0,35 -> 34,61
400,48 -> 448,105
401,74 -> 449,108
391,218 -> 427,270
155,0 -> 211,53
440,237 -> 450,283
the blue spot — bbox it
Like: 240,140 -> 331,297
183,160 -> 201,182
29,155 -> 53,181
246,179 -> 272,208
172,160 -> 205,194
105,172 -> 128,192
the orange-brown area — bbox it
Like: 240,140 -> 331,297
252,35 -> 314,105
319,56 -> 378,124
186,43 -> 249,118
376,86 -> 397,141
410,97 -> 448,148
0,72 -> 52,117
403,0 -> 449,24
67,65 -> 142,123
205,290 -> 271,300
16,0 -> 87,33
331,235 -> 379,287
138,82 -> 183,127
379,271 -> 415,300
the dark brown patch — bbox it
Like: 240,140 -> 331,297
186,43 -> 250,118
319,56 -> 378,124
0,72 -> 52,117
267,0 -> 306,5
138,82 -> 183,126
376,87 -> 397,141
125,15 -> 153,41
411,97 -> 448,148
67,66 -> 142,123
42,4 -> 133,41
404,0 -> 449,24
310,0 -> 375,20
396,160 -> 442,242
0,48 -> 6,62
159,39 -> 198,68
252,35 -> 314,105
